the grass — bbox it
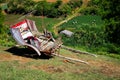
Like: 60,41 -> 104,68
1,14 -> 120,79
58,15 -> 120,59
59,15 -> 104,31
4,14 -> 62,32
60,15 -> 105,48
0,46 -> 120,80
3,14 -> 62,47
3,14 -> 120,58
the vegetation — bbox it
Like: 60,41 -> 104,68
0,47 -> 120,80
6,0 -> 35,14
99,0 -> 120,45
0,0 -> 120,80
0,7 -> 14,47
82,0 -> 120,45
6,0 -> 82,18
60,15 -> 120,59
80,0 -> 100,15
0,8 -> 4,33
0,0 -> 120,57
59,15 -> 106,52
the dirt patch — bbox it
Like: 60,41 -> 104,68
89,60 -> 120,77
100,63 -> 120,77
47,0 -> 69,3
0,46 -> 120,78
0,53 -> 32,64
31,65 -> 64,73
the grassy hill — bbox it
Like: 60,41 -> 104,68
59,15 -> 104,31
59,15 -> 105,51
0,0 -> 120,79
3,14 -> 120,58
0,14 -> 61,47
0,46 -> 120,80
4,14 -> 62,32
0,9 -> 120,80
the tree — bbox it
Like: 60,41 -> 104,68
99,0 -> 120,44
34,1 -> 52,16
7,0 -> 35,14
80,0 -> 100,15
54,0 -> 62,8
59,4 -> 72,17
68,0 -> 82,9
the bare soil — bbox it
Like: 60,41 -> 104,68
89,60 -> 120,77
0,52 -> 32,64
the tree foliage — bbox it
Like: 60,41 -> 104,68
99,0 -> 120,44
6,0 -> 82,18
7,0 -> 35,14
68,0 -> 82,9
80,0 -> 100,15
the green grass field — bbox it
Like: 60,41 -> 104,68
59,15 -> 104,31
59,15 -> 106,51
4,14 -> 62,32
0,46 -> 120,80
1,14 -> 120,80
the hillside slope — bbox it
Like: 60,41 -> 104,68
53,0 -> 90,35
0,46 -> 120,80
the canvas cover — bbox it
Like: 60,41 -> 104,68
10,19 -> 41,56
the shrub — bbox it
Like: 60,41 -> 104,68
0,8 -> 4,33
0,11 -> 15,47
6,0 -> 83,18
58,4 -> 72,17
60,15 -> 107,52
106,43 -> 120,54
68,0 -> 82,9
7,0 -> 35,14
80,6 -> 99,15
62,23 -> 106,48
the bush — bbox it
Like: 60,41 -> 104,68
6,0 -> 83,18
7,0 -> 35,14
0,34 -> 15,47
0,9 -> 15,46
0,8 -> 4,33
62,23 -> 106,48
59,15 -> 108,52
106,43 -> 120,54
80,6 -> 99,15
80,0 -> 100,15
58,4 -> 72,17
68,0 -> 82,9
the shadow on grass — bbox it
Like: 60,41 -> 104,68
6,46 -> 53,60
